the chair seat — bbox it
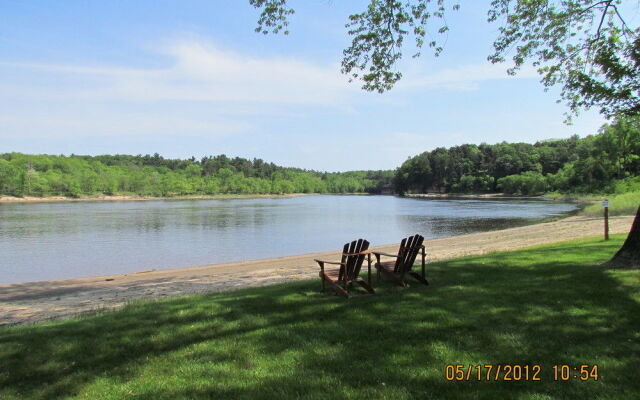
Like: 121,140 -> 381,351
375,260 -> 396,272
321,268 -> 342,280
322,268 -> 366,282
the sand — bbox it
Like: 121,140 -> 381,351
0,215 -> 633,327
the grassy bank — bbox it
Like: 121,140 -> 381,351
582,191 -> 640,217
1,235 -> 639,399
545,177 -> 640,216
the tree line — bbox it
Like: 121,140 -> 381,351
1,116 -> 637,198
394,115 -> 640,195
0,153 -> 393,198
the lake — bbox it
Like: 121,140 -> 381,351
0,195 -> 579,284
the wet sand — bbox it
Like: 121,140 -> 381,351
0,215 -> 633,327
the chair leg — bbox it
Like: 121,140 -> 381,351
356,279 -> 375,294
320,276 -> 349,298
381,268 -> 407,287
331,281 -> 349,298
408,271 -> 429,285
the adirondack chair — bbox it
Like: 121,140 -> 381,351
373,234 -> 428,287
315,239 -> 375,298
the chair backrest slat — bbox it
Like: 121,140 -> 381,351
394,234 -> 424,275
339,238 -> 369,282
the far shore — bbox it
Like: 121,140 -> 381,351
404,192 -> 599,203
0,214 -> 632,327
405,193 -> 546,200
0,193 -> 313,204
1,192 -> 601,204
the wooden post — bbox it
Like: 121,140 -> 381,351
603,199 -> 609,241
367,253 -> 372,288
421,245 -> 425,279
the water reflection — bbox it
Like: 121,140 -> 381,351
0,195 -> 579,284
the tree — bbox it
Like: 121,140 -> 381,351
603,205 -> 640,269
251,0 -> 639,118
597,115 -> 640,177
488,0 -> 639,119
0,159 -> 22,196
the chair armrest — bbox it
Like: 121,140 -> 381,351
372,251 -> 398,258
314,259 -> 345,266
342,249 -> 372,256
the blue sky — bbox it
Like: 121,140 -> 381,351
0,1 -> 611,171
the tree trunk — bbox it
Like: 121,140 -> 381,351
603,205 -> 640,269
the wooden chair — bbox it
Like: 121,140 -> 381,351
373,234 -> 428,287
315,239 -> 375,298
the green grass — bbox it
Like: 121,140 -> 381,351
544,191 -> 603,201
545,176 -> 640,217
1,236 -> 639,399
582,191 -> 640,216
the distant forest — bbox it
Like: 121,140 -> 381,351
0,116 -> 638,198
394,115 -> 640,195
0,153 -> 393,197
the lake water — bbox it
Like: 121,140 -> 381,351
0,195 -> 579,284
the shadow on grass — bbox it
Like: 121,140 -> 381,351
1,236 -> 639,399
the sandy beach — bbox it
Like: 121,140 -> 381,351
404,193 -> 597,202
0,215 -> 633,327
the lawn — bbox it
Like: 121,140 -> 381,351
1,235 -> 639,400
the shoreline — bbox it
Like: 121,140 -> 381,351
1,192 -> 601,204
404,193 -> 598,203
405,193 -> 544,200
0,193 -> 313,204
0,214 -> 633,327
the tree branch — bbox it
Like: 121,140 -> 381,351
595,0 -> 613,41
577,0 -> 612,16
611,5 -> 639,38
